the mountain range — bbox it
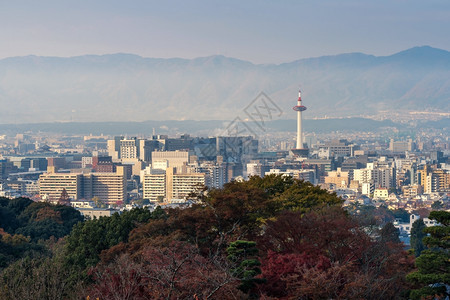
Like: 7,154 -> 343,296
0,46 -> 448,124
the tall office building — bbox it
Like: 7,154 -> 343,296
247,162 -> 263,178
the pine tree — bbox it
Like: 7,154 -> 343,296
227,240 -> 265,296
380,222 -> 401,244
58,188 -> 71,206
410,218 -> 426,257
407,211 -> 450,299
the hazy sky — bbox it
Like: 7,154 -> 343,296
0,0 -> 449,64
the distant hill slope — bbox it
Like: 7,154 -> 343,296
0,46 -> 448,124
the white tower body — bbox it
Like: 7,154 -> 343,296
295,90 -> 304,149
296,103 -> 302,148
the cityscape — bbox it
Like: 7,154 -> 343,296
0,89 -> 448,236
0,1 -> 449,299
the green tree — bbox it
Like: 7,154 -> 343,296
380,222 -> 401,244
431,200 -> 443,211
245,174 -> 295,197
6,197 -> 33,216
0,197 -> 9,207
65,208 -> 160,270
0,239 -> 84,300
410,218 -> 427,257
16,202 -> 83,242
392,208 -> 410,223
407,211 -> 450,299
0,207 -> 19,233
227,240 -> 265,296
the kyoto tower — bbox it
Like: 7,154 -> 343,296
291,89 -> 309,157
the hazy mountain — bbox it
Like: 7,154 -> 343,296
0,46 -> 448,124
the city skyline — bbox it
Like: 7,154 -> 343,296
0,1 -> 449,64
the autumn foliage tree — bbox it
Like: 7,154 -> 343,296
87,241 -> 242,300
257,206 -> 414,299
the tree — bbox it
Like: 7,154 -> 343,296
227,240 -> 265,296
87,242 -> 241,300
65,208 -> 160,270
0,207 -> 19,233
92,196 -> 107,208
392,208 -> 410,223
0,239 -> 84,300
272,179 -> 343,214
410,218 -> 427,257
407,211 -> 450,299
431,200 -> 443,211
380,222 -> 401,244
0,229 -> 42,270
58,188 -> 71,206
6,197 -> 33,216
258,206 -> 414,299
15,202 -> 83,242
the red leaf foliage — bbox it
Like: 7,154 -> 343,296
87,241 -> 242,300
257,206 -> 414,299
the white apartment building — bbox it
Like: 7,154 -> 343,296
39,166 -> 126,204
143,167 -> 205,202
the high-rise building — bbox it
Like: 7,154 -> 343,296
354,166 -> 394,189
139,139 -> 160,162
120,138 -> 139,159
39,166 -> 126,204
195,163 -> 226,189
82,166 -> 127,204
107,136 -> 124,160
151,151 -> 190,172
389,139 -> 414,153
142,170 -> 166,202
318,140 -> 358,158
166,167 -> 205,201
39,173 -> 82,202
247,162 -> 263,178
142,167 -> 205,202
47,157 -> 66,171
215,136 -> 258,162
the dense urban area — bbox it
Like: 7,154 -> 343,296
0,117 -> 448,299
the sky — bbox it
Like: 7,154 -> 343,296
0,0 -> 449,64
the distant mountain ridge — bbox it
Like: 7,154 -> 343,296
0,46 -> 448,124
